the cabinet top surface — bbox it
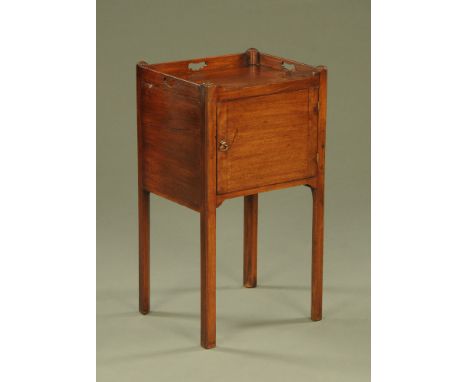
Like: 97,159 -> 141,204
140,49 -> 324,89
178,66 -> 315,89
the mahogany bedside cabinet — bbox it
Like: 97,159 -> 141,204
136,48 -> 327,349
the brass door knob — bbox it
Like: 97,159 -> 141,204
218,140 -> 229,151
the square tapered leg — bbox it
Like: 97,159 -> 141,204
311,186 -> 324,321
200,207 -> 216,349
243,194 -> 258,288
138,188 -> 150,315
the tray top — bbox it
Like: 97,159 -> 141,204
142,49 -> 322,89
178,66 -> 315,89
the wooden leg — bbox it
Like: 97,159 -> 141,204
243,194 -> 258,288
201,207 -> 216,349
138,188 -> 150,315
311,186 -> 324,321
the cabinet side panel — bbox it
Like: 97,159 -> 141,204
139,81 -> 203,211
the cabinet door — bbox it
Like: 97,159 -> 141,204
217,88 -> 318,194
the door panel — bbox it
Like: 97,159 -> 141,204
217,88 -> 318,194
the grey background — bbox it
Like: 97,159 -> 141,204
97,0 -> 370,381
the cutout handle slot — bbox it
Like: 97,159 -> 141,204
282,62 -> 296,71
188,61 -> 207,71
